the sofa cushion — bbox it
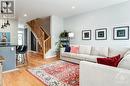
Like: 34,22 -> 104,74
76,54 -> 104,62
97,54 -> 121,67
109,47 -> 129,58
61,52 -> 103,62
124,50 -> 130,57
91,46 -> 108,57
61,52 -> 85,60
118,54 -> 130,70
79,45 -> 91,55
84,55 -> 105,62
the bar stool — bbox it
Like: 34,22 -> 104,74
16,45 -> 27,67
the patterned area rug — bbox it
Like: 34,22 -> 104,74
27,60 -> 79,86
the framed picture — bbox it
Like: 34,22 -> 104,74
82,30 -> 91,40
0,32 -> 10,45
95,28 -> 107,40
1,1 -> 14,14
113,26 -> 129,40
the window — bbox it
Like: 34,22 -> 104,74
18,31 -> 24,45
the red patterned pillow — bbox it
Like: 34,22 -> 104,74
97,54 -> 121,67
70,46 -> 79,54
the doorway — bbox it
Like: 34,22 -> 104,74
18,31 -> 24,45
31,32 -> 36,51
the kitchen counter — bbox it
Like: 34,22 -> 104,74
0,44 -> 17,47
0,46 -> 16,71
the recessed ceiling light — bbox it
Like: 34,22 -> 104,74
72,6 -> 76,9
24,14 -> 27,17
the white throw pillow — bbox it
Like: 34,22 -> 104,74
91,46 -> 108,57
79,45 -> 91,55
109,48 -> 129,58
118,54 -> 130,70
124,50 -> 130,57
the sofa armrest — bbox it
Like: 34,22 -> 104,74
60,48 -> 65,54
80,61 -> 130,86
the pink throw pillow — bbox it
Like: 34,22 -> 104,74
70,46 -> 79,54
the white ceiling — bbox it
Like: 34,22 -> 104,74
15,0 -> 128,25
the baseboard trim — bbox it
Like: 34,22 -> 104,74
28,50 -> 38,53
3,68 -> 19,73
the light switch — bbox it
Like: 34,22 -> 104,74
11,47 -> 14,51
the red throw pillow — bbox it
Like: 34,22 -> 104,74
70,46 -> 79,54
97,54 -> 121,67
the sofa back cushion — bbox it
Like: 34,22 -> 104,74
79,45 -> 91,55
123,50 -> 130,57
109,47 -> 129,58
91,46 -> 109,57
118,50 -> 130,70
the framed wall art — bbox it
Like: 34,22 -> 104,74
95,28 -> 107,40
113,26 -> 129,40
82,30 -> 91,40
0,32 -> 10,42
0,32 -> 10,45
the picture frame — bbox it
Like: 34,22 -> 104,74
113,26 -> 129,40
0,32 -> 10,45
1,1 -> 14,14
95,28 -> 107,40
82,30 -> 91,40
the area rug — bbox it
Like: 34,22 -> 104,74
27,60 -> 79,86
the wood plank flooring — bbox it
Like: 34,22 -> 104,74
3,52 -> 59,86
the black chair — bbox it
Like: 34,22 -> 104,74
16,45 -> 28,67
16,45 -> 27,54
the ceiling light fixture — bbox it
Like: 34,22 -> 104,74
24,14 -> 27,17
72,6 -> 76,9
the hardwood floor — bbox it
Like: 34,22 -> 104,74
3,52 -> 59,86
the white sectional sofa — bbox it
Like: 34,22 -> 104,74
60,45 -> 129,64
60,45 -> 130,86
80,61 -> 130,86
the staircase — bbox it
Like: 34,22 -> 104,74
27,17 -> 51,58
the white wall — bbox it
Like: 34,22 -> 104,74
64,1 -> 130,47
26,26 -> 31,51
0,19 -> 18,45
45,15 -> 64,58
